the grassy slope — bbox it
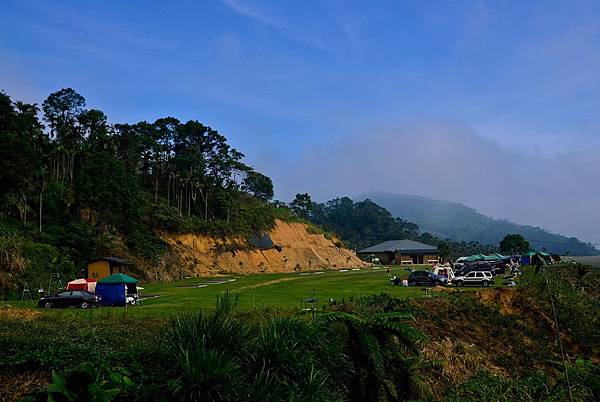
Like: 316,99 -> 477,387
5,265 -> 498,319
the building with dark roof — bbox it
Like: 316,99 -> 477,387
357,239 -> 439,265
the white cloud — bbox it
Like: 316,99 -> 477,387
219,0 -> 336,52
251,121 -> 600,245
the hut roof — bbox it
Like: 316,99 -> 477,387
358,240 -> 438,254
88,257 -> 133,265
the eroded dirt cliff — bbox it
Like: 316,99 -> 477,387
158,220 -> 368,277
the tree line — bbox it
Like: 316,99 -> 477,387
1,88 -> 276,232
287,194 -> 498,260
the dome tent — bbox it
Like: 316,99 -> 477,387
66,278 -> 97,293
521,251 -> 552,266
95,273 -> 138,306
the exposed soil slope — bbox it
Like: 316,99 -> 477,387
412,285 -> 600,400
159,220 -> 368,277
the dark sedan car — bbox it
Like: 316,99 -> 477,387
38,290 -> 101,309
407,270 -> 448,286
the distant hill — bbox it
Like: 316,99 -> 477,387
361,192 -> 599,256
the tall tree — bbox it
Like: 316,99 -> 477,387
499,234 -> 530,255
42,88 -> 87,184
242,170 -> 274,200
290,193 -> 314,220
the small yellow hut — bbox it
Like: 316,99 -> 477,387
87,257 -> 133,280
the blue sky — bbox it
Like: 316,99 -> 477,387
1,0 -> 600,244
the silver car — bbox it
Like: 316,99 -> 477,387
451,271 -> 494,287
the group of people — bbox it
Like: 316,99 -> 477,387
386,267 -> 403,286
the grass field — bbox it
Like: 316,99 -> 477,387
5,265 -> 503,319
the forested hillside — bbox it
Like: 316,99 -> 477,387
365,192 -> 599,255
307,196 -> 498,259
0,88 -> 292,295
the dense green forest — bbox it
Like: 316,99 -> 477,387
0,88 -> 291,295
366,192 -> 600,256
295,195 -> 498,260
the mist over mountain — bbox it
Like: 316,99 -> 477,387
361,192 -> 599,256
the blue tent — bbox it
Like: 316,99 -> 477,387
96,273 -> 138,306
96,282 -> 127,306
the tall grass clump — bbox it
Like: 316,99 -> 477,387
167,292 -> 352,401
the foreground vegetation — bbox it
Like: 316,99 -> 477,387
1,264 -> 599,401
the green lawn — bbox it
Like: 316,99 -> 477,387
5,265 -> 505,319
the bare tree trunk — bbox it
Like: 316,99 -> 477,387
70,152 -> 75,183
188,168 -> 192,217
179,183 -> 182,214
22,193 -> 27,225
39,190 -> 43,233
187,182 -> 191,217
205,187 -> 208,221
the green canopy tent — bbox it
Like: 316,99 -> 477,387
98,273 -> 138,284
96,274 -> 138,306
465,254 -> 485,262
537,252 -> 553,263
521,251 -> 552,265
521,251 -> 536,265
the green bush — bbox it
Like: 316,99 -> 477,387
24,363 -> 126,402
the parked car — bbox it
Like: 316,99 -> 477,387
453,257 -> 468,270
452,271 -> 495,287
363,254 -> 381,264
456,262 -> 494,277
490,261 -> 508,275
433,266 -> 455,281
38,290 -> 101,309
408,270 -> 448,286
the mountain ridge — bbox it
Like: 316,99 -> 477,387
359,191 -> 599,256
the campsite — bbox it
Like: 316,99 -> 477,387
13,245 -> 529,317
2,83 -> 599,400
9,263 -> 504,317
1,207 -> 597,401
3,1 -> 600,399
3,259 -> 600,401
